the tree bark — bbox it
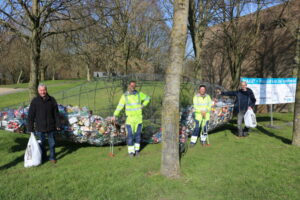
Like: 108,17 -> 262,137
292,22 -> 300,146
40,65 -> 48,81
28,0 -> 40,100
86,64 -> 91,81
188,0 -> 206,80
161,0 -> 189,178
17,69 -> 23,84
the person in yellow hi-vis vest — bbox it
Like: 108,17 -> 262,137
190,85 -> 212,147
112,81 -> 150,157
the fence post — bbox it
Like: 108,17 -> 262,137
79,84 -> 83,107
94,80 -> 99,112
62,91 -> 65,105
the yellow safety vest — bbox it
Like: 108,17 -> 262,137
114,91 -> 150,123
193,94 -> 212,120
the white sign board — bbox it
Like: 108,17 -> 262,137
241,77 -> 297,105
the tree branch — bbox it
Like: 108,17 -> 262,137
0,19 -> 29,40
17,0 -> 34,22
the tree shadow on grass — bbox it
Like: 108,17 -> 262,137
256,125 -> 291,144
139,142 -> 148,153
0,137 -> 91,170
209,119 -> 237,136
256,116 -> 279,123
0,155 -> 24,170
10,137 -> 28,152
55,140 -> 92,160
0,136 -> 28,170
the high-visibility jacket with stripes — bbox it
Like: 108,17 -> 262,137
193,94 -> 212,121
114,90 -> 150,123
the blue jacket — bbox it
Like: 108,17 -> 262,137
222,88 -> 256,112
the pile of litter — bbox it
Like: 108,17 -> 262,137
0,106 -> 29,133
0,105 -> 127,146
0,97 -> 234,146
58,105 -> 127,146
150,97 -> 235,142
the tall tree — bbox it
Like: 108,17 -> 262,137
280,0 -> 300,146
0,0 -> 91,99
188,0 -> 218,80
215,0 -> 263,89
161,0 -> 189,178
293,20 -> 300,146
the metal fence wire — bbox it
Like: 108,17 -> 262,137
1,74 -> 229,126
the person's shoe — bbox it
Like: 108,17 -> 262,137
50,160 -> 57,164
129,153 -> 134,158
135,151 -> 140,157
190,143 -> 196,148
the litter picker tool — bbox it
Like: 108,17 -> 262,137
108,120 -> 116,157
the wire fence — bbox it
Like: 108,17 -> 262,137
0,74 -> 228,125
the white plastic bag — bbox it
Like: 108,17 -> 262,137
24,133 -> 42,168
244,109 -> 257,128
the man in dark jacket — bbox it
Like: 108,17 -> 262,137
28,84 -> 60,163
218,81 -> 256,137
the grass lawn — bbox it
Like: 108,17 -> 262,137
0,80 -> 86,109
0,113 -> 299,200
0,80 -> 299,199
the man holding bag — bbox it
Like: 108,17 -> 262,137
217,81 -> 256,137
28,84 -> 60,164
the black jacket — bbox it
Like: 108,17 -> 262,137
222,88 -> 256,112
28,94 -> 60,132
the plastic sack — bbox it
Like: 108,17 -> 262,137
244,109 -> 257,128
24,133 -> 42,168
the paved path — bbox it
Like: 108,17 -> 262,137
0,88 -> 27,96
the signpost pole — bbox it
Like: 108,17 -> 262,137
270,104 -> 274,126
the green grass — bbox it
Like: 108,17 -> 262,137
0,113 -> 300,200
0,79 -> 193,119
0,79 -> 85,89
0,79 -> 299,199
0,80 -> 86,109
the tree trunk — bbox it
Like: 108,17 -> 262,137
86,64 -> 91,81
28,0 -> 40,100
188,0 -> 205,81
231,63 -> 242,90
292,22 -> 300,146
40,65 -> 48,81
161,0 -> 189,178
17,69 -> 23,84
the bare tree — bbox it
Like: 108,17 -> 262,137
212,0 -> 264,89
278,0 -> 300,146
293,20 -> 300,146
161,0 -> 189,178
0,0 -> 92,98
188,0 -> 219,80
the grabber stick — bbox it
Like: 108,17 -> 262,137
205,121 -> 210,146
108,120 -> 116,157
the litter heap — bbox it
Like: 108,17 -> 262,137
151,97 -> 235,142
0,97 -> 234,146
0,106 -> 29,133
58,105 -> 127,146
0,105 -> 127,146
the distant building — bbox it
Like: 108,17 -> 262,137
93,72 -> 109,78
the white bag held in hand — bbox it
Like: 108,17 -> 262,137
24,133 -> 42,168
244,109 -> 257,128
